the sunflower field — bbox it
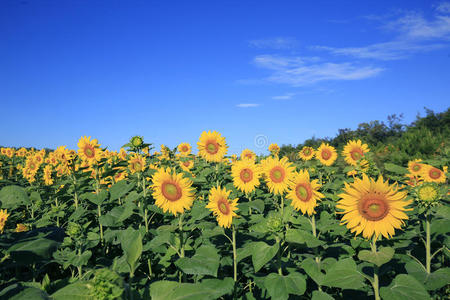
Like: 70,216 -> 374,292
0,132 -> 448,300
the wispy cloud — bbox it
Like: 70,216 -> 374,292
272,93 -> 295,100
248,37 -> 298,49
315,6 -> 450,60
236,103 -> 260,108
251,55 -> 383,86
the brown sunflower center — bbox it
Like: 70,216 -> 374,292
218,199 -> 230,215
270,166 -> 285,183
350,149 -> 363,161
239,168 -> 253,183
181,146 -> 188,152
359,194 -> 389,221
183,161 -> 191,167
429,168 -> 441,179
412,164 -> 421,172
303,149 -> 311,156
206,140 -> 219,154
84,145 -> 95,158
295,183 -> 312,202
321,149 -> 331,160
245,153 -> 253,159
161,181 -> 182,202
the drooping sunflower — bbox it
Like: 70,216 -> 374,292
407,159 -> 424,176
0,209 -> 9,233
197,131 -> 228,162
298,146 -> 315,161
151,168 -> 195,215
268,143 -> 280,156
316,143 -> 338,166
178,143 -> 192,156
77,136 -> 101,164
342,140 -> 369,166
15,223 -> 28,232
263,156 -> 295,195
240,149 -> 256,161
421,165 -> 446,184
113,168 -> 128,182
206,186 -> 238,228
287,170 -> 324,216
337,175 -> 411,239
231,159 -> 261,194
128,154 -> 146,174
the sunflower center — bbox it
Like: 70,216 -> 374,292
245,153 -> 253,159
84,146 -> 95,158
206,141 -> 219,154
359,195 -> 389,221
303,149 -> 311,155
429,168 -> 441,179
182,146 -> 188,152
218,199 -> 230,215
295,183 -> 311,202
350,149 -> 363,161
412,164 -> 421,172
418,186 -> 438,202
270,167 -> 285,183
239,168 -> 253,183
321,149 -> 331,160
183,161 -> 190,167
161,181 -> 182,202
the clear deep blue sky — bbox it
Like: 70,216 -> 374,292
1,0 -> 449,154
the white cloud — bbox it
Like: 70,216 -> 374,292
236,103 -> 260,108
272,93 -> 295,100
248,37 -> 298,49
252,55 -> 383,86
435,2 -> 450,14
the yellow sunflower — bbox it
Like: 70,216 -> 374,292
231,159 -> 261,194
0,209 -> 9,233
151,168 -> 195,215
287,170 -> 324,215
113,168 -> 128,182
342,140 -> 369,166
128,154 -> 146,174
298,146 -> 315,161
197,131 -> 228,162
407,159 -> 424,176
337,175 -> 411,239
263,156 -> 295,195
178,143 -> 192,156
268,143 -> 280,156
240,149 -> 256,161
316,143 -> 338,166
206,186 -> 238,228
43,165 -> 53,186
179,159 -> 194,172
77,136 -> 101,164
421,165 -> 446,183
15,223 -> 28,232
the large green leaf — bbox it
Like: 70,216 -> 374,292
358,247 -> 394,267
175,245 -> 220,277
312,290 -> 334,300
251,241 -> 279,273
120,228 -> 142,273
109,180 -> 134,201
406,260 -> 450,290
384,163 -> 407,175
380,274 -> 430,300
51,282 -> 93,300
263,272 -> 306,300
301,257 -> 325,286
10,287 -> 50,300
0,185 -> 29,209
285,228 -> 324,247
322,258 -> 365,290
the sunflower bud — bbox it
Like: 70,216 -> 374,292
67,222 -> 82,238
91,268 -> 124,300
414,183 -> 442,209
266,215 -> 283,233
130,136 -> 144,147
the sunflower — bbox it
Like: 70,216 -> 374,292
231,159 -> 261,194
113,167 -> 128,182
342,140 -> 369,166
43,165 -> 53,186
15,223 -> 28,232
197,131 -> 228,162
268,143 -> 280,156
263,156 -> 295,195
206,186 -> 238,228
77,136 -> 101,164
407,159 -> 424,176
421,165 -> 446,183
178,143 -> 192,156
128,154 -> 146,174
298,146 -> 315,161
240,149 -> 256,161
151,168 -> 195,215
337,175 -> 411,239
0,209 -> 9,233
179,159 -> 194,172
287,170 -> 324,215
316,143 -> 338,166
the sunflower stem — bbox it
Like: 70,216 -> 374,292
232,225 -> 237,282
178,214 -> 185,282
425,214 -> 431,274
280,195 -> 284,217
276,236 -> 283,276
371,236 -> 380,300
311,214 -> 322,290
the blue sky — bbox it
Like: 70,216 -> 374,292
1,0 -> 449,154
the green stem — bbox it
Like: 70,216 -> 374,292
147,258 -> 152,278
232,225 -> 237,282
371,236 -> 380,300
280,195 -> 284,216
276,236 -> 283,275
311,215 -> 322,291
98,205 -> 104,243
426,214 -> 431,274
178,214 -> 185,283
77,248 -> 82,278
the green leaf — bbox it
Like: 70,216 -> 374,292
384,163 -> 407,175
8,235 -> 61,265
109,180 -> 134,201
51,282 -> 93,300
120,228 -> 142,273
0,185 -> 30,209
380,274 -> 430,300
263,272 -> 306,300
406,261 -> 450,290
248,199 -> 265,213
312,290 -> 334,300
7,287 -> 50,300
322,258 -> 365,290
301,257 -> 325,286
81,190 -> 108,206
251,241 -> 279,273
285,228 -> 324,247
358,247 -> 394,267
175,245 -> 220,277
